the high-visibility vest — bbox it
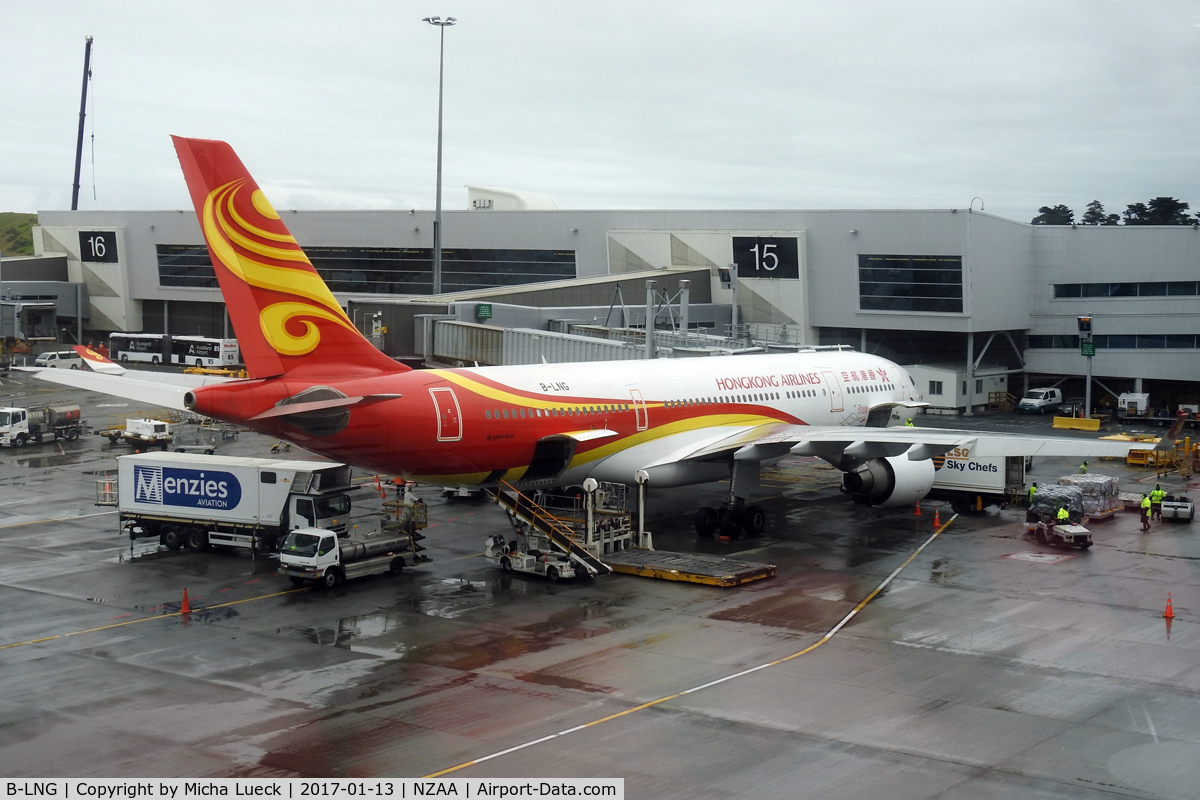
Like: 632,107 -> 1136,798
1151,489 -> 1166,503
1141,496 -> 1152,511
1057,508 -> 1070,521
1028,486 -> 1037,500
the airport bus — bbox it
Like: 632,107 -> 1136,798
108,333 -> 240,367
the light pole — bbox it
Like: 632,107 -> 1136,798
423,16 -> 456,296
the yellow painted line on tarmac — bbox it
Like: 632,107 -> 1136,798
424,512 -> 958,778
0,510 -> 118,531
0,587 -> 309,651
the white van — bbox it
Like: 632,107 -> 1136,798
34,350 -> 84,369
1017,387 -> 1062,414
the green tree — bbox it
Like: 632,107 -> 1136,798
1031,204 -> 1075,225
1124,197 -> 1192,225
1081,200 -> 1119,226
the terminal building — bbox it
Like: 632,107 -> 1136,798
13,189 -> 1200,414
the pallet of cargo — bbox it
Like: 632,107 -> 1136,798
603,549 -> 776,587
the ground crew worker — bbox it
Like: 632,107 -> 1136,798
1028,482 -> 1038,506
905,418 -> 914,427
1140,494 -> 1152,532
1078,461 -> 1089,474
1056,505 -> 1070,525
1150,483 -> 1167,521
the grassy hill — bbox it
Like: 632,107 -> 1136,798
0,212 -> 37,256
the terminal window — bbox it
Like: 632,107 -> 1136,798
858,255 -> 963,313
157,245 -> 576,293
1053,281 -> 1198,298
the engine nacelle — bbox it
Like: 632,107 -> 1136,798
842,455 -> 935,507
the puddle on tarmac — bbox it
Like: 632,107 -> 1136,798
709,577 -> 872,633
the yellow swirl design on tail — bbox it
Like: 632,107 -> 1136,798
202,179 -> 357,356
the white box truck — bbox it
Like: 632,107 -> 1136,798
928,446 -> 1025,514
118,452 -> 354,552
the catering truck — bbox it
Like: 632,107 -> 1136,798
927,447 -> 1025,515
117,452 -> 354,552
0,404 -> 85,447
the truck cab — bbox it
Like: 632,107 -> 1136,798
1017,388 -> 1062,414
0,408 -> 29,444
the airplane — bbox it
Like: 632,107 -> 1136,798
33,137 -> 1169,539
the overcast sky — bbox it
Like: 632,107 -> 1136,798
3,0 -> 1198,223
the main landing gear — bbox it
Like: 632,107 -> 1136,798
695,499 -> 766,540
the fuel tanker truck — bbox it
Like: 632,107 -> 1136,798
278,524 -> 428,588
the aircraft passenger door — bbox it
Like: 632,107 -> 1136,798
429,387 -> 463,442
629,388 -> 648,431
821,371 -> 844,413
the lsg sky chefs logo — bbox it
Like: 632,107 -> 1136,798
133,465 -> 243,509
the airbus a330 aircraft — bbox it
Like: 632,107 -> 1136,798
36,137 -> 1159,537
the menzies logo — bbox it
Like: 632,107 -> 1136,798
133,465 -> 242,510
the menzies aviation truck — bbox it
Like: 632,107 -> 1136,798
118,452 -> 354,552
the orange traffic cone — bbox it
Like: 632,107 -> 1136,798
914,502 -> 922,517
181,587 -> 191,615
933,508 -> 941,528
1164,593 -> 1175,619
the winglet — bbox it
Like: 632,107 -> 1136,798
171,136 -> 408,380
1155,412 -> 1190,451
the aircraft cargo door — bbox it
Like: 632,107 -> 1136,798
821,371 -> 843,412
429,387 -> 463,442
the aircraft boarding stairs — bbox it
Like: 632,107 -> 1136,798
490,482 -> 613,576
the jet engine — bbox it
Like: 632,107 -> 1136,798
842,455 -> 935,507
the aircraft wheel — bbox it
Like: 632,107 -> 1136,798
719,508 -> 743,540
547,566 -> 560,582
162,526 -> 184,550
742,505 -> 766,536
695,507 -> 718,538
500,557 -> 512,572
389,557 -> 405,575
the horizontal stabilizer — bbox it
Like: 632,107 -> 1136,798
250,393 -> 401,421
28,367 -> 190,410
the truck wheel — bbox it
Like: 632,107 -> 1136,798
695,507 -> 718,538
151,356 -> 159,365
950,495 -> 972,516
742,505 -> 766,536
289,577 -> 306,586
1035,527 -> 1047,545
159,441 -> 169,451
162,526 -> 184,550
184,527 -> 209,552
67,429 -> 79,441
195,359 -> 203,368
1079,542 -> 1093,550
389,557 -> 405,575
547,566 -> 560,582
12,435 -> 24,448
500,557 -> 512,572
320,568 -> 343,589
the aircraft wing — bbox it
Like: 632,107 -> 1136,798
21,367 -> 231,410
676,423 -> 1162,464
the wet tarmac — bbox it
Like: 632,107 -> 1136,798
1,372 -> 1199,797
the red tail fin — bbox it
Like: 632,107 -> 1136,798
172,136 -> 407,379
